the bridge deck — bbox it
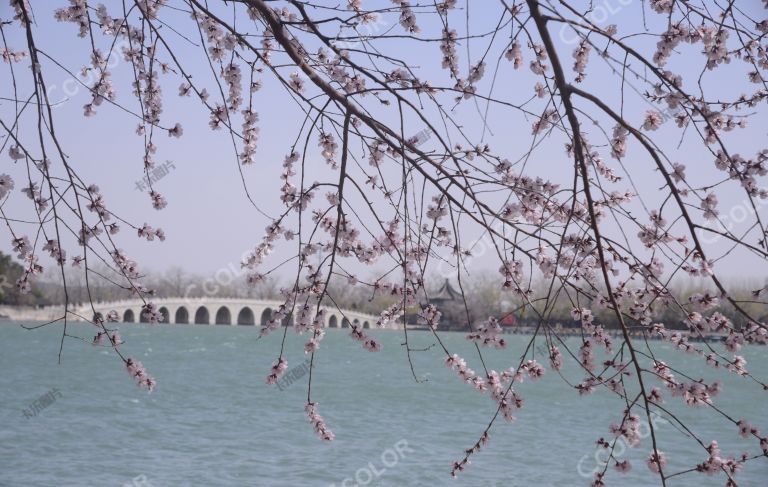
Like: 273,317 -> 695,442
1,299 -> 400,329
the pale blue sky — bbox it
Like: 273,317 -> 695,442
1,1 -> 766,285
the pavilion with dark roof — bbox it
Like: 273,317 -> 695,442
429,278 -> 461,306
413,279 -> 467,330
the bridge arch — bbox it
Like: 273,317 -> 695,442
363,321 -> 370,329
215,306 -> 231,325
237,307 -> 255,325
159,307 -> 170,324
281,312 -> 293,327
194,306 -> 210,324
260,308 -> 272,327
140,309 -> 150,323
341,317 -> 350,328
328,315 -> 338,328
175,306 -> 189,324
92,312 -> 104,324
123,309 -> 135,323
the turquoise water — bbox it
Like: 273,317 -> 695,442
0,322 -> 766,486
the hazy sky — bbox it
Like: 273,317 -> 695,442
1,1 -> 766,286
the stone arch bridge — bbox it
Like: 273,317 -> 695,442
69,298 -> 392,329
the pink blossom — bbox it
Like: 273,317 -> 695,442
614,460 -> 632,473
125,357 -> 155,392
305,402 -> 335,441
167,123 -> 183,138
646,451 -> 667,473
642,110 -> 664,131
0,174 -> 14,199
266,357 -> 288,385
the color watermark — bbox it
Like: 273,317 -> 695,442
328,439 -> 414,487
576,411 -> 669,478
120,474 -> 153,487
558,0 -> 635,45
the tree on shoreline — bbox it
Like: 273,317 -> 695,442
2,1 -> 767,484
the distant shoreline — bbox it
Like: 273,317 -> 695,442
0,317 -> 742,345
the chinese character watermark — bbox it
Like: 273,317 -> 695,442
277,358 -> 312,391
410,128 -> 433,148
22,388 -> 62,419
135,160 -> 176,192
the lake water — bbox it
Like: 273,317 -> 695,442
1,322 -> 766,486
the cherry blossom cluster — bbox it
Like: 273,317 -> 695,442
259,300 -> 293,337
572,41 -> 590,82
137,223 -> 165,242
1,47 -> 27,63
486,371 -> 524,423
15,254 -> 42,294
318,132 -> 338,169
125,358 -> 156,392
240,109 -> 260,165
440,28 -> 459,78
93,330 -> 122,347
53,0 -> 88,37
646,451 -> 667,474
304,327 -> 326,354
348,324 -> 381,352
417,304 -> 441,330
609,413 -> 643,447
305,402 -> 335,441
444,354 -> 486,391
141,302 -> 163,324
110,249 -> 140,281
391,1 -> 419,34
695,440 -> 744,477
466,317 -> 507,349
504,40 -> 522,69
266,357 -> 288,385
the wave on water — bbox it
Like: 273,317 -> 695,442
183,347 -> 207,353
